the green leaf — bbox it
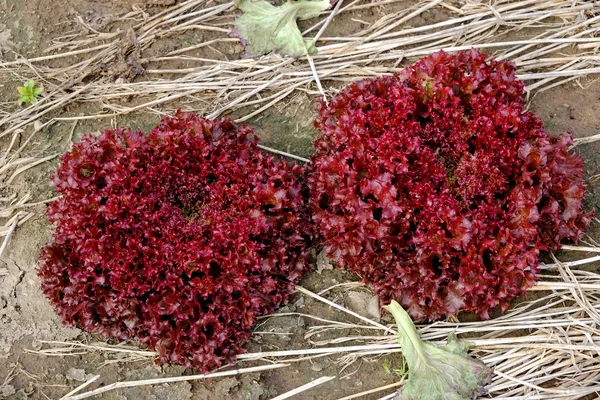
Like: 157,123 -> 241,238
384,301 -> 492,400
383,359 -> 392,374
233,0 -> 330,58
16,80 -> 43,105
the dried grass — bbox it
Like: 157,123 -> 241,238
0,118 -> 60,254
65,364 -> 289,400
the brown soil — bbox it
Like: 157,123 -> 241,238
0,1 -> 599,399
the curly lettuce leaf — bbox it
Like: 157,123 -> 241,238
385,301 -> 493,400
233,0 -> 329,58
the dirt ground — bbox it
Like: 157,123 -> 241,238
0,0 -> 599,399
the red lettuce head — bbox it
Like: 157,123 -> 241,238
309,49 -> 593,320
39,112 -> 312,370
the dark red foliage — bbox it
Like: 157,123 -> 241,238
309,50 -> 593,320
39,112 -> 312,370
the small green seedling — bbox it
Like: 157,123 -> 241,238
17,80 -> 43,105
383,358 -> 408,378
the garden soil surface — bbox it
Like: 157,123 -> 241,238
0,0 -> 599,399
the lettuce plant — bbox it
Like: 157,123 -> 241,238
38,112 -> 313,371
309,50 -> 593,320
